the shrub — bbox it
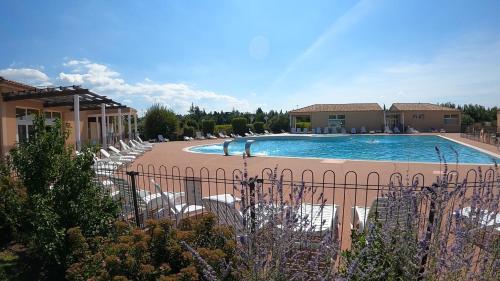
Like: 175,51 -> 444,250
143,104 -> 179,140
183,126 -> 194,138
66,215 -> 236,281
267,114 -> 289,133
231,118 -> 247,136
185,119 -> 199,130
201,119 -> 216,135
2,116 -> 119,279
246,124 -> 254,133
295,122 -> 310,130
253,122 -> 265,134
214,125 -> 232,135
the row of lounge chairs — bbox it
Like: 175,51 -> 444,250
183,130 -> 273,141
291,126 -> 426,134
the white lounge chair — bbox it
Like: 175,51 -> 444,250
351,128 -> 357,134
120,140 -> 145,154
132,139 -> 153,148
291,128 -> 297,134
137,136 -> 154,145
109,145 -> 141,157
351,197 -> 416,232
130,140 -> 152,151
323,127 -> 330,134
393,127 -> 401,134
158,134 -> 169,142
454,206 -> 500,232
100,148 -> 134,163
206,133 -> 217,139
384,126 -> 393,134
360,126 -> 367,134
264,130 -> 271,135
340,127 -> 347,134
331,127 -> 338,134
195,131 -> 206,140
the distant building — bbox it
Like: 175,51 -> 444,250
289,102 -> 461,133
289,103 -> 383,132
388,103 -> 461,133
0,77 -> 137,155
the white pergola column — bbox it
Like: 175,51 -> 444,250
118,108 -> 123,140
101,103 -> 107,148
73,94 -> 81,151
127,110 -> 132,139
134,113 -> 138,139
401,113 -> 405,132
383,111 -> 387,130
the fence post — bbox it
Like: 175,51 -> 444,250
249,178 -> 256,233
126,171 -> 141,228
418,184 -> 437,280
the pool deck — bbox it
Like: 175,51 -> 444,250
130,133 -> 498,249
133,133 -> 498,183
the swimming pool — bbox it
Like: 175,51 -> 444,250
188,135 -> 499,164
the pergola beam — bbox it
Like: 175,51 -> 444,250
70,105 -> 127,111
2,88 -> 89,101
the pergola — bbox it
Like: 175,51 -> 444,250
2,85 -> 137,150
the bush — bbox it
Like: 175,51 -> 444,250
143,104 -> 179,140
268,114 -> 289,133
231,118 -> 247,136
246,124 -> 254,133
253,122 -> 265,134
214,125 -> 232,135
201,119 -> 215,135
2,116 -> 119,279
66,215 -> 236,281
183,126 -> 194,138
185,119 -> 199,130
295,122 -> 310,129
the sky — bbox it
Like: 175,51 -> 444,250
1,0 -> 499,115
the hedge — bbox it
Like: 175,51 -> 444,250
231,118 -> 247,136
214,125 -> 232,135
253,122 -> 265,134
183,126 -> 194,137
201,119 -> 215,135
296,122 -> 311,129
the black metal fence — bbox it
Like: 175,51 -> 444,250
94,163 -> 498,250
461,132 -> 499,148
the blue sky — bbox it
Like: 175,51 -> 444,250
1,0 -> 499,114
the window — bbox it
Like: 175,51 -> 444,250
328,114 -> 346,128
443,114 -> 459,125
16,108 -> 39,142
412,114 -> 424,119
44,111 -> 62,125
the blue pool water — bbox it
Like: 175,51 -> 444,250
188,135 -> 498,164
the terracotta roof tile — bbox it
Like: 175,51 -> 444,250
290,103 -> 382,113
390,103 -> 459,111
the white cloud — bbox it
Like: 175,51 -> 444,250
57,59 -> 250,113
286,35 -> 500,108
0,68 -> 51,86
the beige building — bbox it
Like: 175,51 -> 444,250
289,103 -> 384,132
289,102 -> 462,133
388,103 -> 461,133
0,77 -> 138,155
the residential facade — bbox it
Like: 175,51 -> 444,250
0,77 -> 137,156
289,103 -> 384,132
289,103 -> 462,133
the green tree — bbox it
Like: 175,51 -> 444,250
253,122 -> 265,134
267,114 -> 289,133
143,104 -> 179,140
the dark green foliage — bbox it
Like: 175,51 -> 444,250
143,104 -> 179,140
214,125 -> 232,135
253,122 -> 265,134
183,126 -> 194,137
246,124 -> 254,133
1,116 -> 118,280
267,114 -> 289,133
185,119 -> 199,130
66,215 -> 236,281
201,119 -> 215,135
231,118 -> 248,135
296,122 -> 310,129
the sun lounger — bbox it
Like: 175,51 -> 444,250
100,149 -> 134,163
137,136 -> 154,145
351,128 -> 357,134
393,127 -> 401,134
195,131 -> 206,140
360,126 -> 367,134
133,139 -> 153,148
158,134 -> 169,142
264,130 -> 271,134
183,136 -> 192,141
384,126 -> 393,134
120,140 -> 145,154
323,127 -> 329,134
130,140 -> 152,151
454,206 -> 500,232
340,127 -> 347,134
206,133 -> 217,139
109,145 -> 140,157
281,129 -> 286,133
439,129 -> 446,133
291,128 -> 297,134
331,127 -> 338,134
